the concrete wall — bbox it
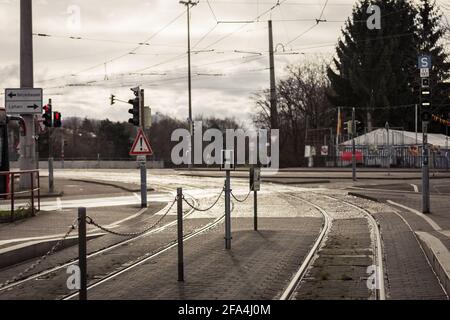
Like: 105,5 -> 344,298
10,160 -> 165,170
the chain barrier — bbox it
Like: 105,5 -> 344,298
231,190 -> 252,203
0,219 -> 78,290
86,197 -> 177,238
182,188 -> 225,212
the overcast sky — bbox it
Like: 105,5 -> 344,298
0,0 -> 449,123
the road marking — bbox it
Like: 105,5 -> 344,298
0,194 -> 172,211
410,184 -> 419,193
56,198 -> 63,211
387,200 -> 441,231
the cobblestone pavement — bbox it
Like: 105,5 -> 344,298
78,217 -> 323,300
2,170 -> 448,300
0,215 -> 211,300
0,187 -> 324,300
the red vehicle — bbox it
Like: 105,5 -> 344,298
341,151 -> 364,162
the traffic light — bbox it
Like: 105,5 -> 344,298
128,94 -> 140,127
355,121 -> 365,134
110,94 -> 116,106
53,112 -> 62,128
43,104 -> 52,128
344,120 -> 354,135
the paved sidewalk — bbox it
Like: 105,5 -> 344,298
348,191 -> 450,298
74,217 -> 323,300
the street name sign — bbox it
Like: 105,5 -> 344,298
5,88 -> 43,114
130,128 -> 153,156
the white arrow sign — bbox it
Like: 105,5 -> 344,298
5,88 -> 43,114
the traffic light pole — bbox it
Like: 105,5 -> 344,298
352,108 -> 357,182
385,122 -> 391,176
139,89 -> 147,209
422,121 -> 430,213
48,99 -> 54,194
419,56 -> 431,214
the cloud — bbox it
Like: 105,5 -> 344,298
0,0 -> 359,121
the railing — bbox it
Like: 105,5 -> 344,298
0,170 -> 41,222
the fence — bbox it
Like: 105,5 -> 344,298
0,170 -> 41,222
307,144 -> 450,170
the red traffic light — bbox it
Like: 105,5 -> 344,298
53,112 -> 62,128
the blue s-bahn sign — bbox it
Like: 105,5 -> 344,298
418,55 -> 432,69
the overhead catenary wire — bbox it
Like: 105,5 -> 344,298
36,9 -> 187,84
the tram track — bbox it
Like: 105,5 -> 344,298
280,192 -> 386,300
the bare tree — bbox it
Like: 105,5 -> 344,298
253,58 -> 334,167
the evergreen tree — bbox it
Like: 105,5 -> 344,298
328,0 -> 419,131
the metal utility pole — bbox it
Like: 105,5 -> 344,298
422,122 -> 430,213
446,119 -> 449,172
139,89 -> 147,208
352,108 -> 357,182
418,54 -> 431,213
385,122 -> 391,176
48,99 -> 54,193
415,104 -> 418,145
268,20 -> 278,130
19,0 -> 37,189
61,129 -> 65,169
180,0 -> 198,169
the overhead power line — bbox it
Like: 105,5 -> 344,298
36,9 -> 187,84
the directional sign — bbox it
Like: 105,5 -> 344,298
418,55 -> 432,69
130,128 -> 153,156
5,88 -> 43,114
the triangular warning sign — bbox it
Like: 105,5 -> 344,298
130,128 -> 153,156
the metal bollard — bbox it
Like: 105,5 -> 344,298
225,171 -> 232,250
78,207 -> 87,300
254,190 -> 258,231
177,188 -> 184,282
48,157 -> 54,194
140,162 -> 147,208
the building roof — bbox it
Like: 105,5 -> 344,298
341,128 -> 450,148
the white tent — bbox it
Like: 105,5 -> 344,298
342,129 -> 450,148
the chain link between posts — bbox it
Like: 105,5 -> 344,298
0,219 -> 78,290
0,186 -> 245,290
182,188 -> 225,212
231,190 -> 252,203
85,197 -> 178,238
